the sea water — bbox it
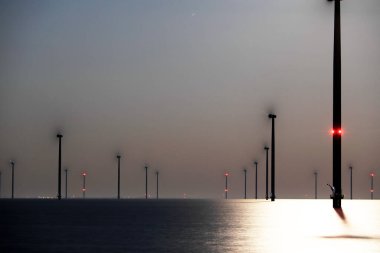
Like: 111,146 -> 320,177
1,199 -> 379,253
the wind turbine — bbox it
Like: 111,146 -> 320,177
10,160 -> 15,199
57,133 -> 63,200
254,161 -> 258,199
82,171 -> 87,199
268,113 -> 277,201
264,146 -> 269,200
243,168 -> 247,199
156,171 -> 159,199
116,154 -> 121,199
370,172 -> 375,200
224,172 -> 229,199
144,164 -> 148,199
327,0 -> 344,209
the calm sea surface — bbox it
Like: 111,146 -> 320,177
1,199 -> 379,253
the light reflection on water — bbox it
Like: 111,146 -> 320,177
226,200 -> 380,253
1,199 -> 379,252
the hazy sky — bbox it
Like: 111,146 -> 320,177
1,0 -> 379,199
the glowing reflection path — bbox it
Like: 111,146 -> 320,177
0,199 -> 379,252
237,200 -> 380,253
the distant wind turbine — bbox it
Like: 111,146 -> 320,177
56,133 -> 63,200
145,165 -> 148,199
82,171 -> 87,199
10,160 -> 15,199
224,172 -> 229,199
156,171 -> 159,199
116,154 -> 121,199
254,161 -> 258,199
264,147 -> 269,200
370,172 -> 375,200
243,168 -> 247,199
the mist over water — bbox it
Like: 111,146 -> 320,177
0,0 -> 379,199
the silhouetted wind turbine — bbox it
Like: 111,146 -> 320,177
268,113 -> 276,201
264,146 -> 269,200
64,168 -> 68,199
254,161 -> 258,199
243,168 -> 247,199
82,171 -> 87,199
116,154 -> 121,199
328,0 -> 344,209
156,171 -> 159,199
145,165 -> 148,199
10,160 -> 15,199
56,133 -> 63,200
370,172 -> 375,200
224,172 -> 229,199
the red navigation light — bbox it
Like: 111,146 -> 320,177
224,173 -> 229,177
82,172 -> 87,176
224,189 -> 228,192
330,128 -> 343,135
370,189 -> 374,193
370,173 -> 375,177
82,188 -> 86,192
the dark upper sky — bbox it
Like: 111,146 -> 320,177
0,0 -> 379,199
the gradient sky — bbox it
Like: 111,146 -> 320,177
1,0 -> 379,199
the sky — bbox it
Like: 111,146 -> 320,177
0,0 -> 379,199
